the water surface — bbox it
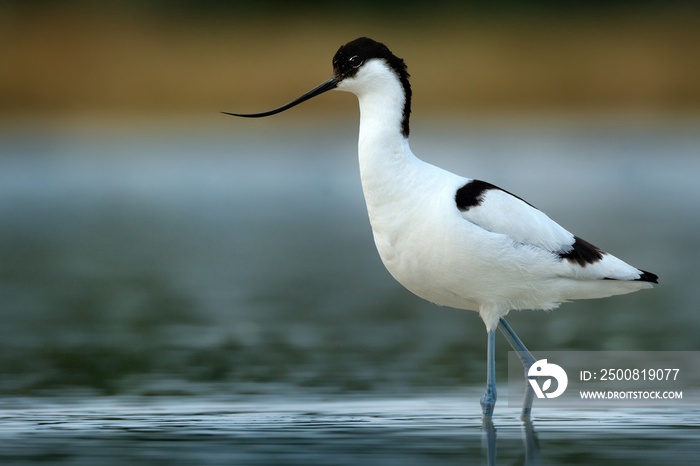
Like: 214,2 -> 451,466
1,393 -> 699,465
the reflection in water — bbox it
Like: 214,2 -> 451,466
2,395 -> 698,465
482,419 -> 498,465
522,421 -> 541,465
482,419 -> 540,466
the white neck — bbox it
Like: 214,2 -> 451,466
337,60 -> 418,202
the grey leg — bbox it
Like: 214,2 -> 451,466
480,329 -> 497,418
498,317 -> 537,420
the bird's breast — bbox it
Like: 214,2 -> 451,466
360,166 -> 483,310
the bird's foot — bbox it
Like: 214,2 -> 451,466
480,385 -> 497,419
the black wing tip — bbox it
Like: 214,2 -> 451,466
636,270 -> 659,284
559,236 -> 604,267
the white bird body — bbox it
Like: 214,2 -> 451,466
344,59 -> 653,331
226,37 -> 657,418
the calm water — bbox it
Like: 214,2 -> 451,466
1,394 -> 699,466
0,117 -> 699,464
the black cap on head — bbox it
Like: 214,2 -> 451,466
332,37 -> 412,137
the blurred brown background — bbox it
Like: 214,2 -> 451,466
2,0 -> 700,121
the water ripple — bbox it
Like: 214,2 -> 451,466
1,394 -> 699,465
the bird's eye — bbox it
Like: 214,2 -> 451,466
348,55 -> 363,68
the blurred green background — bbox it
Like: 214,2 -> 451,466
0,1 -> 698,397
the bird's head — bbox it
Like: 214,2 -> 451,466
224,37 -> 412,136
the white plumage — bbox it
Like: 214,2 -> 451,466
344,56 -> 653,333
226,37 -> 657,419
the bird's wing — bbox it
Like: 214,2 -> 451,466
456,179 -> 575,253
455,179 -> 654,282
